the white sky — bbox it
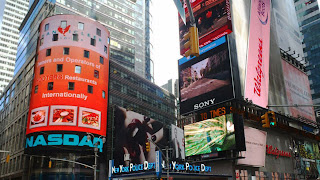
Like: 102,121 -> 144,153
151,0 -> 182,86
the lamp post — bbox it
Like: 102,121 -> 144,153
87,133 -> 106,180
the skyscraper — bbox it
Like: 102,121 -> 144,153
14,0 -> 153,81
0,0 -> 29,93
293,0 -> 320,117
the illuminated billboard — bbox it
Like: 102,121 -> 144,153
25,15 -> 109,152
171,125 -> 185,160
113,106 -> 168,166
179,0 -> 232,55
282,60 -> 316,121
244,0 -> 271,108
178,36 -> 234,115
184,114 -> 236,156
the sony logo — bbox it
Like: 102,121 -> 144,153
194,98 -> 215,110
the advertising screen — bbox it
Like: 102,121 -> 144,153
178,36 -> 234,115
282,60 -> 316,121
171,125 -> 185,160
244,0 -> 271,108
113,106 -> 168,166
25,15 -> 109,152
179,0 -> 232,55
184,114 -> 236,156
237,127 -> 267,167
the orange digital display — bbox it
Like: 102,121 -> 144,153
26,15 -> 110,136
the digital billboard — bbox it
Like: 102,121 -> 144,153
184,114 -> 236,157
178,36 -> 234,115
171,125 -> 185,160
179,0 -> 232,55
25,15 -> 109,152
244,0 -> 271,108
113,106 -> 168,166
282,60 -> 316,122
237,127 -> 267,167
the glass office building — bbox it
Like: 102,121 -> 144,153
294,0 -> 320,116
15,0 -> 153,81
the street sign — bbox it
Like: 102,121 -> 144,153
173,0 -> 186,25
156,151 -> 162,179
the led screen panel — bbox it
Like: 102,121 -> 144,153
184,114 -> 236,156
113,106 -> 168,166
25,15 -> 109,153
179,0 -> 232,55
178,36 -> 234,115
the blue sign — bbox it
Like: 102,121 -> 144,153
156,151 -> 162,179
25,134 -> 104,152
178,36 -> 227,65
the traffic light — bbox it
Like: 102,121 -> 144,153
261,112 -> 270,128
49,160 -> 52,168
269,111 -> 277,127
183,26 -> 199,57
146,142 -> 150,152
5,154 -> 10,163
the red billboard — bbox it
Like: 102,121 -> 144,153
282,60 -> 316,122
244,0 -> 271,108
26,15 -> 110,137
179,0 -> 232,55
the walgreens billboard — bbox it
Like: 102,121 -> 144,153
244,0 -> 271,108
25,15 -> 110,152
179,0 -> 232,55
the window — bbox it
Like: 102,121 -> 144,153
102,90 -> 105,98
63,47 -> 69,55
35,86 -> 38,93
97,28 -> 101,36
57,64 -> 63,72
46,49 -> 51,56
45,23 -> 49,31
75,66 -> 81,74
94,70 -> 99,78
61,21 -> 67,28
68,82 -> 75,90
91,38 -> 96,46
84,50 -> 90,58
40,67 -> 44,75
48,82 -> 54,90
40,38 -> 44,46
99,56 -> 104,64
78,22 -> 84,30
73,34 -> 78,41
88,85 -> 93,93
104,46 -> 108,54
52,34 -> 58,41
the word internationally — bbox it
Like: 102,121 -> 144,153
266,145 -> 291,159
253,38 -> 264,97
42,92 -> 88,100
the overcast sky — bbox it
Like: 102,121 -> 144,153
151,0 -> 182,86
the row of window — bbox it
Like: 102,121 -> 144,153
44,21 -> 102,36
34,83 -> 106,98
45,47 -> 107,58
39,65 -> 100,78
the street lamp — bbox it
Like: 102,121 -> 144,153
87,133 -> 106,180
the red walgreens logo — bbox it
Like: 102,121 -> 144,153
58,25 -> 70,36
266,145 -> 291,159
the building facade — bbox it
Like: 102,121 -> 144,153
14,0 -> 153,81
293,0 -> 320,119
0,0 -> 29,93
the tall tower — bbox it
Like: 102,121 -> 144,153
0,0 -> 29,93
14,0 -> 154,81
293,0 -> 320,115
